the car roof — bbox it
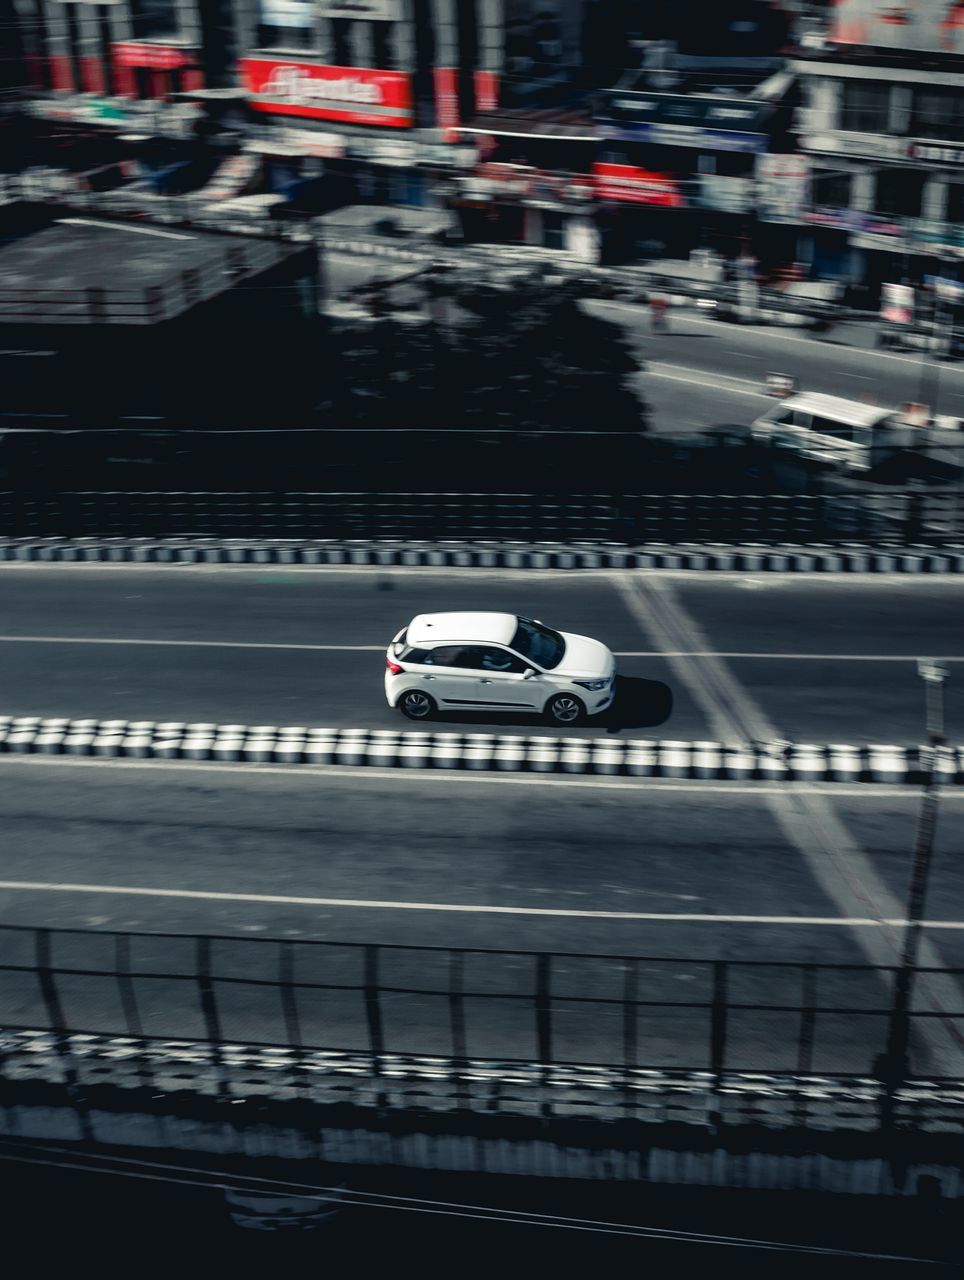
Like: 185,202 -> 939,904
407,612 -> 518,646
767,392 -> 895,429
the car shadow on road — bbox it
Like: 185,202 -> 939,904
431,677 -> 673,734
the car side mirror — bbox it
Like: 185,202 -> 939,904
522,668 -> 536,680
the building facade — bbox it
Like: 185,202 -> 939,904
793,0 -> 964,302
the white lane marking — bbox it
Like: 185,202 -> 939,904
627,305 -> 963,372
3,754 -> 963,799
0,635 -> 960,662
59,218 -> 196,242
1,877 -> 963,928
843,373 -> 872,380
645,363 -> 769,398
611,570 -> 964,1069
0,635 -> 383,653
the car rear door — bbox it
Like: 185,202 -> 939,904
412,645 -> 478,708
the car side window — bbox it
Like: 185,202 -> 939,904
475,646 -> 526,673
423,645 -> 466,667
401,647 -> 432,665
809,417 -> 853,441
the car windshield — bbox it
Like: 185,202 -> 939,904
510,617 -> 565,670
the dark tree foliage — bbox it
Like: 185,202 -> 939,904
331,274 -> 646,433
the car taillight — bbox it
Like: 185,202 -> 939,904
386,658 -> 403,675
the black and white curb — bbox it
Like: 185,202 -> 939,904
1,717 -> 961,784
2,538 -> 964,573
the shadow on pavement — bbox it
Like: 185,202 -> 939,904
431,676 -> 673,733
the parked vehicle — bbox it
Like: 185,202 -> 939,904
750,393 -> 901,472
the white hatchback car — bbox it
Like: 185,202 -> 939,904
385,612 -> 616,724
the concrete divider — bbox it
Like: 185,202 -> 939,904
2,536 -> 963,574
0,716 -> 949,786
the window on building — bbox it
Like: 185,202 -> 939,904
947,183 -> 964,226
256,0 -> 315,51
131,0 -> 179,40
875,169 -> 925,218
373,20 -> 393,69
911,88 -> 964,143
841,82 -> 891,133
812,170 -> 851,209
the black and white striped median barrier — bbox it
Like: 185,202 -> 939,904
827,745 -> 862,783
867,746 -> 906,784
626,742 -> 656,777
397,733 -> 432,768
430,733 -> 462,769
658,741 -> 691,778
3,715 -> 963,787
692,742 -> 723,780
528,737 -> 558,773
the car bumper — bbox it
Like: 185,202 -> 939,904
587,686 -> 615,715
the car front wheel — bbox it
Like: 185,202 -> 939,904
545,693 -> 585,725
398,689 -> 436,720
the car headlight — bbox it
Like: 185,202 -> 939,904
574,678 -> 608,691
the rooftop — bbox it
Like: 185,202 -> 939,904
407,612 -> 518,647
0,213 -> 293,325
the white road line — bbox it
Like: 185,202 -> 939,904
1,877 -> 963,928
663,310 -> 959,371
3,754 -> 963,799
0,635 -> 383,653
645,363 -> 769,398
0,635 -> 958,662
60,218 -> 195,242
610,569 -> 964,1071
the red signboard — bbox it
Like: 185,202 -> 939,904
474,69 -> 499,113
240,58 -> 414,128
592,162 -> 684,207
433,66 -> 459,139
112,42 -> 193,70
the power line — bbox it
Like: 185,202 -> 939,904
0,1138 -> 949,1265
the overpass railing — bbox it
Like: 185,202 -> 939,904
0,491 -> 963,544
1,925 -> 962,1130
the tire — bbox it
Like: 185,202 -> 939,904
398,689 -> 436,721
545,693 -> 585,726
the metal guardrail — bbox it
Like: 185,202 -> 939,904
1,491 -> 962,545
1,926 -> 962,1128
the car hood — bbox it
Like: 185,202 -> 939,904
554,631 -> 615,679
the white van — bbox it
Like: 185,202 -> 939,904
750,393 -> 900,472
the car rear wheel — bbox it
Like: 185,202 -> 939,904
399,689 -> 436,721
545,693 -> 585,725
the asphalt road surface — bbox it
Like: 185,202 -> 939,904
1,763 -> 963,1075
0,565 -> 961,744
1,564 -> 963,1075
587,303 -> 964,435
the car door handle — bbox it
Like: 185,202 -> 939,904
422,675 -> 436,680
480,678 -> 493,684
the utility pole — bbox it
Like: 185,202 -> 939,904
915,281 -> 943,423
881,660 -> 948,1095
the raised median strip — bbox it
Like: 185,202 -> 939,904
1,538 -> 963,573
1,716 -> 960,784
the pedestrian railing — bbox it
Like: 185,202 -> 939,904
1,926 -> 962,1131
0,491 -> 962,544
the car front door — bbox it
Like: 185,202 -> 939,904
461,646 -> 543,710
